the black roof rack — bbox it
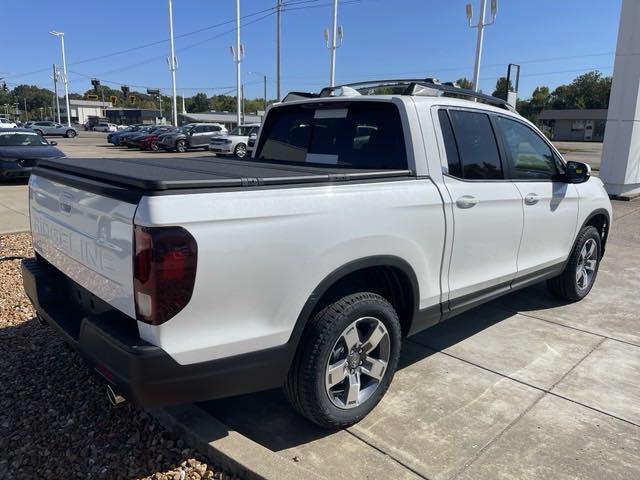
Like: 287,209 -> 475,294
283,78 -> 517,113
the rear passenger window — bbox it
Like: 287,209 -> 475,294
256,102 -> 408,170
438,110 -> 462,177
448,110 -> 503,180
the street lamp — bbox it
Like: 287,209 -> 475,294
248,71 -> 268,113
466,0 -> 497,93
49,31 -> 71,127
230,0 -> 244,127
167,0 -> 178,126
324,0 -> 343,87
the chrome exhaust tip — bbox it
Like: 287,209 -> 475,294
106,385 -> 126,407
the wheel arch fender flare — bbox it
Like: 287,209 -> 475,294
282,255 -> 421,365
578,208 -> 611,258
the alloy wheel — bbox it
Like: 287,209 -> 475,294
324,316 -> 390,409
576,238 -> 597,290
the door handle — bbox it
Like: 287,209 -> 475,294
456,195 -> 479,209
524,193 -> 540,205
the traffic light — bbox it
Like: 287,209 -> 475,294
129,95 -> 136,105
109,95 -> 117,105
121,85 -> 130,97
91,78 -> 100,93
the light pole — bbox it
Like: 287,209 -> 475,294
230,0 -> 244,128
167,0 -> 178,126
248,71 -> 268,113
275,0 -> 283,101
324,0 -> 343,87
49,31 -> 71,126
51,65 -> 61,123
466,0 -> 497,93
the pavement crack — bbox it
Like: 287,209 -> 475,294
344,428 -> 432,480
442,336 -> 607,480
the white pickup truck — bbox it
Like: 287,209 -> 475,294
22,80 -> 611,428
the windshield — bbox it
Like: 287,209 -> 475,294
0,132 -> 50,147
230,126 -> 254,136
178,125 -> 194,134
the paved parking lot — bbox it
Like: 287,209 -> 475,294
0,131 -> 215,234
184,199 -> 639,480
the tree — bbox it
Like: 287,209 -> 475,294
187,92 -> 209,112
549,71 -> 611,110
492,77 -> 514,100
455,78 -> 473,90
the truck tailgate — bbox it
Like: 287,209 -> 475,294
29,173 -> 137,318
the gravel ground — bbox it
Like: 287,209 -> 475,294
0,233 -> 238,480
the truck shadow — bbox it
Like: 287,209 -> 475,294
200,283 -> 567,452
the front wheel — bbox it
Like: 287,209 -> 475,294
175,139 -> 187,153
65,130 -> 76,138
34,129 -> 44,136
150,141 -> 160,152
547,225 -> 601,301
234,143 -> 247,158
284,292 -> 401,429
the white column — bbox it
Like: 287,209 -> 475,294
601,0 -> 640,198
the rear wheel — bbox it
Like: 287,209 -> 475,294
234,143 -> 247,158
65,130 -> 76,138
34,129 -> 44,136
151,141 -> 160,152
176,139 -> 187,153
284,292 -> 401,429
547,225 -> 601,301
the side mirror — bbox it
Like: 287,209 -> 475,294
49,141 -> 58,146
564,161 -> 590,183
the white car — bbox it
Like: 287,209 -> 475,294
0,118 -> 17,128
209,123 -> 260,158
93,122 -> 118,133
22,79 -> 612,429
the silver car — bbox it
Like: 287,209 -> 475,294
30,121 -> 77,138
209,124 -> 260,158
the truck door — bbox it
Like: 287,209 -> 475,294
436,108 -> 524,312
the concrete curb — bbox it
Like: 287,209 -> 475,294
151,405 -> 324,480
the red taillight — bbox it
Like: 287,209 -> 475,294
133,225 -> 198,325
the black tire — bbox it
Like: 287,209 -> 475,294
284,292 -> 402,429
176,139 -> 187,153
151,141 -> 160,152
547,225 -> 601,301
234,143 -> 247,158
34,129 -> 44,136
65,130 -> 76,138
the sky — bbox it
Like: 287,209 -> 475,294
0,0 -> 623,101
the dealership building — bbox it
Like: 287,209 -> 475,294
538,109 -> 608,142
59,99 -> 112,124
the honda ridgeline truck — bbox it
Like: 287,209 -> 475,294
22,80 -> 612,428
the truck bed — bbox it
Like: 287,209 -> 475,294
35,156 -> 412,192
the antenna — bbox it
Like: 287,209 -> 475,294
490,0 -> 498,18
465,4 -> 473,25
323,28 -> 330,47
337,26 -> 344,46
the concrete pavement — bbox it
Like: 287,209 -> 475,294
192,200 -> 640,480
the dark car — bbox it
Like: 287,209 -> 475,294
131,126 -> 176,150
155,123 -> 227,153
107,125 -> 144,146
0,129 -> 65,180
119,125 -> 159,148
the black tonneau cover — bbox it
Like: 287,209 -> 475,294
35,156 -> 412,191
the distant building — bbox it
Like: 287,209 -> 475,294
105,108 -> 161,125
538,109 -> 608,142
60,99 -> 112,124
178,112 -> 263,129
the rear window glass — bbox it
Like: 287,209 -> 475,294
255,102 -> 408,170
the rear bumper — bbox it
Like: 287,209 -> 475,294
21,257 -> 292,407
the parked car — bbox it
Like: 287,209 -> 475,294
107,125 -> 143,146
0,128 -> 64,180
21,79 -> 612,429
120,125 -> 166,148
209,123 -> 260,158
156,123 -> 227,152
93,122 -> 118,133
131,126 -> 176,151
29,121 -> 77,138
0,118 -> 17,128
